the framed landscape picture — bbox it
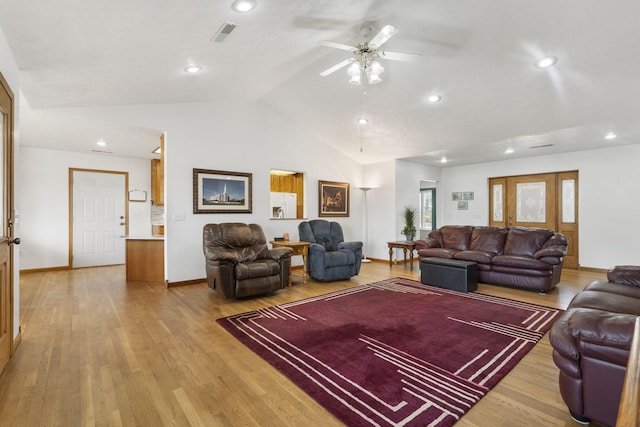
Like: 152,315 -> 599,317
193,168 -> 252,214
319,180 -> 350,217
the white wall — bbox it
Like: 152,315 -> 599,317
437,145 -> 640,269
18,147 -> 151,270
0,24 -> 21,340
362,159 -> 441,262
55,101 -> 366,283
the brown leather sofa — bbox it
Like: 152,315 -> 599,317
549,266 -> 640,426
415,225 -> 568,292
203,223 -> 292,298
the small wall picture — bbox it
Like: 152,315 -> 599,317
462,191 -> 474,201
458,201 -> 468,210
452,192 -> 462,201
319,180 -> 350,217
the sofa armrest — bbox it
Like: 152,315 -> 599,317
608,266 -> 640,287
571,310 -> 636,350
533,245 -> 567,260
266,247 -> 293,260
415,238 -> 440,250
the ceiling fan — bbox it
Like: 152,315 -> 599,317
320,24 -> 421,85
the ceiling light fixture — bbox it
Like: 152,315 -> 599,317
231,0 -> 256,12
440,156 -> 448,164
605,132 -> 617,140
96,140 -> 107,147
357,117 -> 368,125
535,55 -> 558,69
426,94 -> 442,103
184,65 -> 202,74
505,147 -> 514,154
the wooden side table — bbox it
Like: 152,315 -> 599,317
270,241 -> 310,285
387,241 -> 417,271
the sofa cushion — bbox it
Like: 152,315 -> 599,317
491,254 -> 553,270
584,280 -> 640,299
417,248 -> 458,259
503,227 -> 554,256
567,290 -> 640,316
453,250 -> 494,264
439,225 -> 473,250
324,249 -> 356,267
235,259 -> 280,280
469,226 -> 508,254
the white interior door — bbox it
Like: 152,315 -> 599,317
72,170 -> 127,268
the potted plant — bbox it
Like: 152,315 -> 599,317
401,205 -> 417,241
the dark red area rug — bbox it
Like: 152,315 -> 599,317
217,278 -> 562,426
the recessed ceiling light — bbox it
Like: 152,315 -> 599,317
426,94 -> 442,103
605,132 -> 617,140
505,147 -> 514,154
231,0 -> 257,12
535,55 -> 558,69
184,65 -> 202,74
96,140 -> 107,147
440,156 -> 447,164
357,117 -> 368,125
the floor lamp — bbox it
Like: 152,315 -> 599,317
359,187 -> 372,263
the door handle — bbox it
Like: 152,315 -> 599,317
8,237 -> 20,245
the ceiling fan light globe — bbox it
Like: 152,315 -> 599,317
367,72 -> 382,85
370,61 -> 384,75
349,74 -> 362,85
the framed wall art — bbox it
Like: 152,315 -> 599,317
457,201 -> 468,210
462,191 -> 474,201
452,192 -> 462,201
319,180 -> 350,217
193,168 -> 252,214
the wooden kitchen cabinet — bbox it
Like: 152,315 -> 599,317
126,238 -> 164,282
151,158 -> 163,205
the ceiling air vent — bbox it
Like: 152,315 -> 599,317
212,22 -> 238,43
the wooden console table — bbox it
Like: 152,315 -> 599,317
270,240 -> 309,285
387,241 -> 416,271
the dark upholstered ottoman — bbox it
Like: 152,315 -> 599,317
420,258 -> 478,292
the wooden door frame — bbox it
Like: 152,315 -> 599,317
489,170 -> 579,268
68,168 -> 129,268
0,71 -> 15,359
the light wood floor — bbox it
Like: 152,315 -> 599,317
0,262 -> 607,426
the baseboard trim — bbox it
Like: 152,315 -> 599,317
21,266 -> 71,274
166,278 -> 206,288
578,266 -> 608,274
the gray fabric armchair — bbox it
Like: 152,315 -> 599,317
298,219 -> 363,281
203,223 -> 292,298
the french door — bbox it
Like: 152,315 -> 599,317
489,171 -> 579,269
0,72 -> 16,375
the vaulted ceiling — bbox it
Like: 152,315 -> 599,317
1,0 -> 639,165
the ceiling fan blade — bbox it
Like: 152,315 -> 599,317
380,50 -> 422,62
320,58 -> 355,77
368,24 -> 398,49
321,41 -> 355,52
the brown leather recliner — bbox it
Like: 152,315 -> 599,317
203,223 -> 292,298
549,266 -> 640,426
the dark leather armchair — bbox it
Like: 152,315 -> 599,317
203,223 -> 292,298
298,219 -> 363,281
549,266 -> 640,426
